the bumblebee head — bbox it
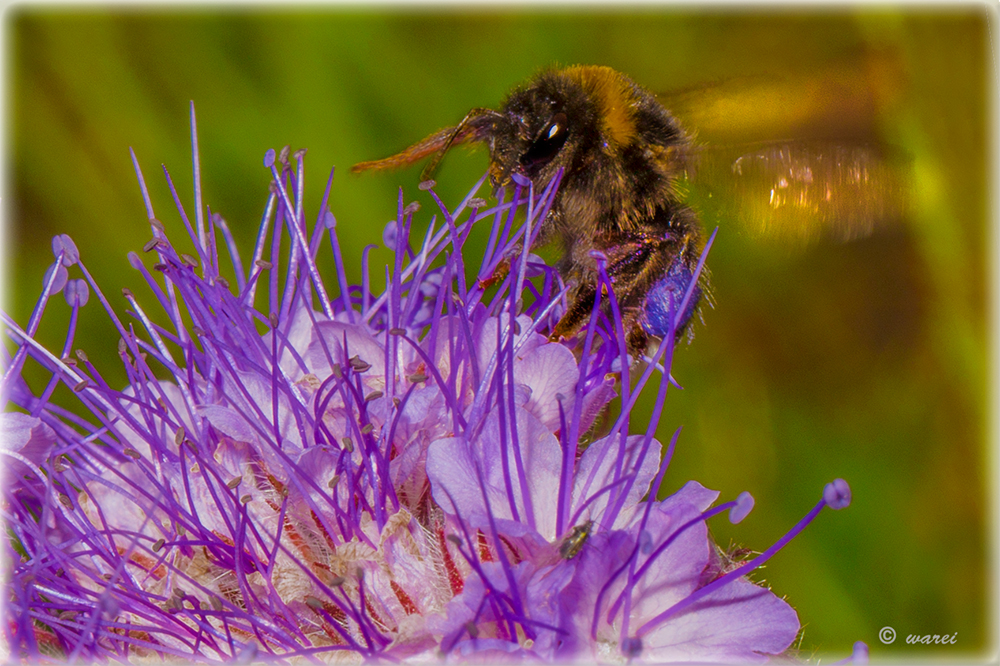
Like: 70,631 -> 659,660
488,71 -> 605,189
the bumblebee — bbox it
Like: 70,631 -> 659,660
353,66 -> 701,354
353,65 -> 900,354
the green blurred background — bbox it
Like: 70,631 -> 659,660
4,6 -> 994,661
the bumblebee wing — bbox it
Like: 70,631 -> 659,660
683,139 -> 911,246
658,49 -> 905,144
656,51 -> 909,245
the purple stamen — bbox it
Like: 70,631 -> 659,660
635,479 -> 854,639
190,102 -> 207,257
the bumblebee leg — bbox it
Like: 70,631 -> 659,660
478,257 -> 511,290
626,323 -> 650,357
549,222 -> 706,352
549,281 -> 598,342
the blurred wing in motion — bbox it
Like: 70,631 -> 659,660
682,139 -> 911,246
660,49 -> 911,246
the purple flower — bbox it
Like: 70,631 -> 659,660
2,106 -> 860,663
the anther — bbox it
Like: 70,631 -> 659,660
349,355 -> 371,373
510,172 -> 530,187
824,478 -> 852,510
729,492 -> 755,524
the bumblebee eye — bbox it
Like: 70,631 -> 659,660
520,112 -> 568,174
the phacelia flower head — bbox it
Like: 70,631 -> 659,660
2,105 -> 860,663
